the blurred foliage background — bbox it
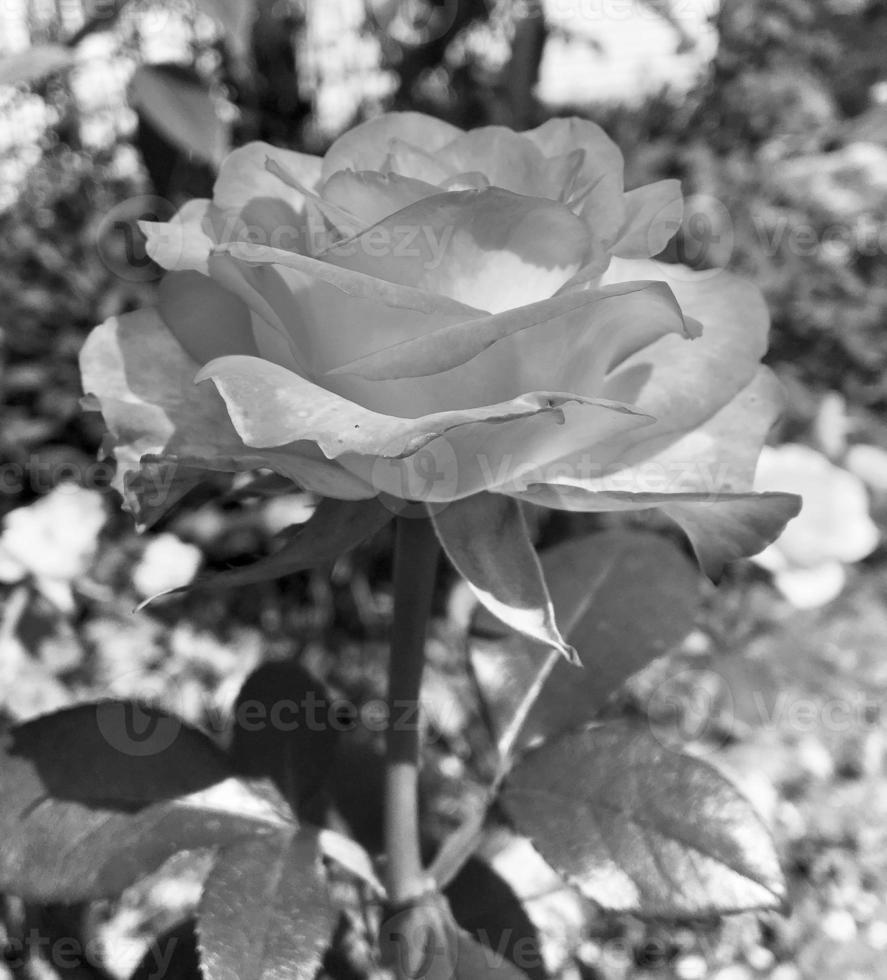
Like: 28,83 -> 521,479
2,2 -> 887,979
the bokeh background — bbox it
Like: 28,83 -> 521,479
2,2 -> 887,979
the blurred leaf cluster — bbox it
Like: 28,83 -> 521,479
606,0 -> 887,412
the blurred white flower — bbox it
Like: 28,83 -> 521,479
133,533 -> 203,599
0,484 -> 106,611
753,444 -> 880,608
846,443 -> 887,494
261,493 -> 316,536
812,390 -> 850,459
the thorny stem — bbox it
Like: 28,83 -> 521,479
384,515 -> 440,907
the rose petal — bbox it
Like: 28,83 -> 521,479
321,188 -> 591,313
215,241 -> 479,319
610,180 -> 684,258
196,354 -> 617,460
382,138 -> 455,184
659,493 -> 803,577
523,117 -> 623,188
504,369 -> 801,575
264,156 -> 362,243
79,309 -> 375,521
322,111 -> 462,180
157,271 -> 258,364
200,271 -> 683,421
512,368 -> 783,496
212,143 -> 326,257
431,495 -> 578,663
435,127 -> 551,196
525,117 -> 626,244
600,259 -> 770,446
141,199 -> 214,274
205,254 -> 312,373
209,245 -> 479,382
321,170 -> 441,227
328,280 -> 688,387
512,485 -> 800,578
140,145 -> 324,275
345,399 -> 653,502
440,171 -> 491,192
546,149 -> 587,201
215,141 -> 322,215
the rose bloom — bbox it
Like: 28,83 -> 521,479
81,113 -> 799,580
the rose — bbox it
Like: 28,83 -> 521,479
80,112 -> 799,646
752,444 -> 879,608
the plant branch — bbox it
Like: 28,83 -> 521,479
384,514 -> 439,906
428,647 -> 561,889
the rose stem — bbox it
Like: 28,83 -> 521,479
384,514 -> 440,907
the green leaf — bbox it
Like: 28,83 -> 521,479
129,64 -> 229,168
470,529 -> 701,753
0,703 -> 292,901
198,827 -> 337,980
444,850 -> 546,980
229,662 -> 340,817
500,722 -> 785,917
0,45 -> 74,86
139,496 -> 393,606
432,495 -> 578,665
